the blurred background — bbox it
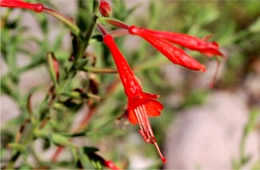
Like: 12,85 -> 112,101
1,0 -> 260,169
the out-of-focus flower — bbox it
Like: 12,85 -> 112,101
0,0 -> 44,12
128,25 -> 206,72
0,0 -> 80,36
99,0 -> 112,17
103,34 -> 166,163
104,160 -> 120,170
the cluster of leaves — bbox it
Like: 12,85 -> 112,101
1,0 -> 126,169
1,0 -> 260,169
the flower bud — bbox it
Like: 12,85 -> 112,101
104,160 -> 119,170
99,0 -> 112,17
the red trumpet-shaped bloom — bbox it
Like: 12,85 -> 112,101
143,28 -> 224,57
103,34 -> 166,163
128,25 -> 206,72
0,0 -> 44,12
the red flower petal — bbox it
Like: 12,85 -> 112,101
145,100 -> 163,117
103,34 -> 166,163
104,160 -> 119,170
128,26 -> 206,72
0,0 -> 44,12
128,109 -> 138,124
143,28 -> 224,57
142,91 -> 159,99
103,34 -> 142,97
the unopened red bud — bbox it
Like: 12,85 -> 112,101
104,160 -> 119,170
99,0 -> 112,17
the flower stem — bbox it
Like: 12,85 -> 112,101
97,23 -> 108,35
43,7 -> 80,36
82,66 -> 117,74
99,17 -> 129,29
80,14 -> 98,57
108,29 -> 129,38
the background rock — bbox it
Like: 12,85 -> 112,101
165,91 -> 259,169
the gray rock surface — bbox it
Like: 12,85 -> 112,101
165,91 -> 259,169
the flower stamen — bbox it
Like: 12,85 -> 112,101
134,107 -> 146,138
134,105 -> 166,163
135,105 -> 151,142
141,105 -> 155,142
154,142 -> 167,163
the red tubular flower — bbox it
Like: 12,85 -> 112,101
1,0 -> 80,36
99,0 -> 112,17
103,34 -> 166,163
104,160 -> 120,170
143,28 -> 224,57
0,0 -> 44,12
128,25 -> 206,72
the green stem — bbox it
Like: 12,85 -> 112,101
82,66 -> 117,73
98,17 -> 129,29
30,147 -> 42,165
60,14 -> 98,94
43,8 -> 81,36
5,2 -> 100,167
76,15 -> 98,63
7,127 -> 35,168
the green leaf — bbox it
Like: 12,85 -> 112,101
18,164 -> 33,170
91,34 -> 103,43
71,147 -> 78,163
51,134 -> 76,148
35,13 -> 49,34
252,160 -> 260,170
244,109 -> 260,136
8,143 -> 26,152
78,148 -> 92,169
249,17 -> 260,33
87,153 -> 104,170
241,155 -> 251,165
76,0 -> 93,32
43,8 -> 80,36
33,129 -> 49,138
52,32 -> 65,51
47,52 -> 60,87
197,6 -> 219,26
61,131 -> 88,137
83,146 -> 99,154
75,58 -> 89,70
